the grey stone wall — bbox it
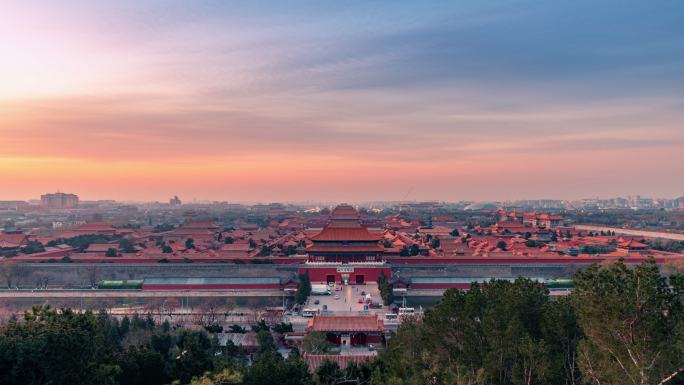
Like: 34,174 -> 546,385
1,263 -> 298,289
1,262 -> 583,289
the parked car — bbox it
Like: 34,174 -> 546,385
357,298 -> 363,303
314,299 -> 320,305
334,295 -> 340,300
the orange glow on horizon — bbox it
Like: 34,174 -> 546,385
1,1 -> 682,202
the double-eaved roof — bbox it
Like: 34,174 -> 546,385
306,244 -> 385,253
310,227 -> 381,242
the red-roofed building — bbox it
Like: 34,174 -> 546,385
307,206 -> 384,264
493,221 -> 532,234
70,223 -> 117,236
182,221 -> 219,231
310,227 -> 382,242
0,233 -> 29,249
307,315 -> 385,346
85,243 -> 119,253
618,238 -> 649,252
523,212 -> 564,228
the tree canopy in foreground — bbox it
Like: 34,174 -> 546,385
1,259 -> 684,385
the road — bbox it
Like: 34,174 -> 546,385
307,284 -> 382,313
575,225 -> 684,241
285,284 -> 389,329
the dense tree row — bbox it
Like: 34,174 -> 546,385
0,306 -> 314,385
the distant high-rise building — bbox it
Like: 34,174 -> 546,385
169,196 -> 182,206
41,192 -> 79,209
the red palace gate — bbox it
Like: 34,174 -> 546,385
299,265 -> 391,285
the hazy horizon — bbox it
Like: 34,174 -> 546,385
8,192 -> 684,205
2,1 -> 683,202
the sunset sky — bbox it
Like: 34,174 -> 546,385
1,0 -> 683,202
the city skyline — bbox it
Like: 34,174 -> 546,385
2,1 -> 683,201
5,191 -> 684,207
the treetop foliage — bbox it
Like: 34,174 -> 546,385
2,259 -> 684,385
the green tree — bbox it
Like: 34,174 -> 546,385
21,240 -> 45,254
188,368 -> 243,385
283,348 -> 312,385
373,278 -> 575,385
53,234 -> 113,251
256,330 -> 276,354
272,322 -> 293,334
119,238 -> 137,253
302,332 -> 332,354
243,349 -> 312,385
540,297 -> 582,385
0,307 -> 121,385
496,240 -> 507,250
185,238 -> 195,249
153,223 -> 175,233
377,270 -> 394,306
344,361 -> 375,385
117,346 -> 169,385
229,324 -> 247,333
173,330 -> 214,384
295,272 -> 312,305
573,259 -> 684,385
105,248 -> 118,257
409,244 -> 420,256
316,359 -> 344,385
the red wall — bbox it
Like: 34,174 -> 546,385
299,266 -> 392,283
326,333 -> 383,346
411,283 -> 472,289
142,284 -> 281,290
386,256 -> 683,265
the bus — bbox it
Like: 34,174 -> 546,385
302,308 -> 320,318
96,280 -> 144,290
311,284 -> 331,295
